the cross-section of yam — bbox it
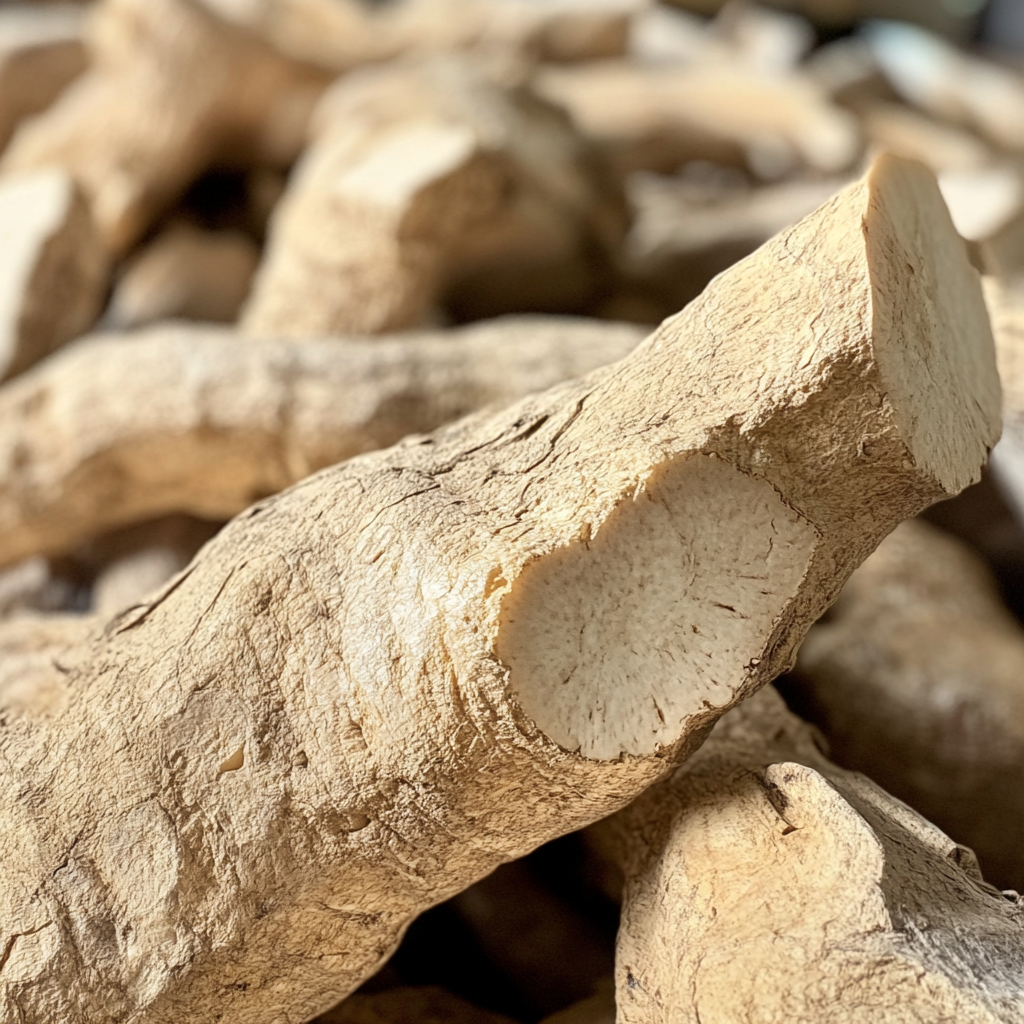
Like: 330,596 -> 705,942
535,60 -> 860,176
0,3 -> 87,154
0,0 -> 330,253
782,518 -> 1024,891
591,685 -> 1024,1024
0,168 -> 108,381
0,316 -> 646,567
241,58 -> 626,337
0,156 -> 1000,1023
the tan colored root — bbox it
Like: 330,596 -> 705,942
106,223 -> 260,329
0,316 -> 646,568
195,0 -> 642,74
0,168 -> 108,381
315,987 -> 518,1024
535,60 -> 860,176
0,157 -> 999,1022
1,0 -> 330,253
785,518 -> 1024,891
0,3 -> 87,153
593,684 -> 1024,1024
241,58 -> 625,337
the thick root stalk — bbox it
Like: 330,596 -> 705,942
0,156 -> 1000,1022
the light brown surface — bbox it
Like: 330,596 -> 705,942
0,157 -> 1000,1021
785,518 -> 1024,891
595,684 -> 1024,1023
1,0 -> 330,253
0,3 -> 87,153
106,223 -> 260,329
0,168 -> 107,380
536,60 -> 860,176
242,58 -> 625,337
0,316 -> 646,567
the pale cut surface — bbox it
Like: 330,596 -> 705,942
0,316 -> 646,567
593,685 -> 1024,1024
0,168 -> 107,380
1,0 -> 330,253
241,58 -> 624,336
786,519 -> 1024,891
0,156 -> 1000,1023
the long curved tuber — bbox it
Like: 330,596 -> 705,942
0,316 -> 646,567
1,0 -> 330,253
0,156 -> 1000,1021
242,58 -> 626,336
592,684 -> 1024,1023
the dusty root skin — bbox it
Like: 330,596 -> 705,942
592,685 -> 1024,1024
0,156 -> 1000,1023
241,59 -> 626,337
0,0 -> 329,254
785,519 -> 1024,891
0,316 -> 646,568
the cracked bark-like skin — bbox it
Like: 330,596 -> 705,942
785,518 -> 1024,892
0,316 -> 646,567
594,685 -> 1024,1024
0,157 -> 1000,1022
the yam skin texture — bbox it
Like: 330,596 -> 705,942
0,316 -> 647,568
784,518 -> 1024,892
0,155 -> 1000,1022
592,685 -> 1024,1024
241,58 -> 626,337
0,168 -> 108,381
0,0 -> 330,253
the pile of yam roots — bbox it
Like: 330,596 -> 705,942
9,0 -> 1024,1021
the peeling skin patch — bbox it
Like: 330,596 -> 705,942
495,455 -> 818,760
219,744 -> 245,773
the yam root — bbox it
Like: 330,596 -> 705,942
0,2 -> 87,154
241,59 -> 625,337
1,0 -> 330,253
106,223 -> 260,329
592,684 -> 1024,1024
0,155 -> 1001,1022
196,0 -> 644,73
0,168 -> 107,381
782,518 -> 1024,891
535,60 -> 860,176
0,316 -> 646,567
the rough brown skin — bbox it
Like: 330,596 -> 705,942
0,3 -> 87,154
592,684 -> 1024,1024
241,58 -> 626,337
1,0 -> 330,253
0,168 -> 108,381
0,316 -> 646,568
782,518 -> 1024,892
0,157 -> 1000,1022
535,60 -> 860,176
